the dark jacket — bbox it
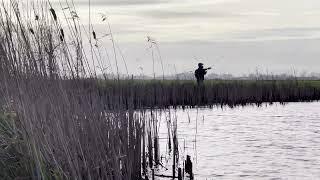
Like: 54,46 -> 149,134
195,68 -> 207,82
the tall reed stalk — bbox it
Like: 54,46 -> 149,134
0,1 -> 168,179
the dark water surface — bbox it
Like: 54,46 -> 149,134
158,102 -> 320,179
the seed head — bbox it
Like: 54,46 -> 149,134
93,31 -> 97,40
60,28 -> 65,41
50,8 -> 57,21
29,28 -> 35,34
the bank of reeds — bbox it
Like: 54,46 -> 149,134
1,0 -> 319,179
0,77 -> 168,179
97,79 -> 320,109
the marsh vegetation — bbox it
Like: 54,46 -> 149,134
0,0 -> 319,179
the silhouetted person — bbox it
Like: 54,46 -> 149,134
195,63 -> 211,85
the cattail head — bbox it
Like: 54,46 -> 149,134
60,28 -> 64,41
29,28 -> 34,34
93,31 -> 97,40
50,8 -> 57,21
35,15 -> 39,21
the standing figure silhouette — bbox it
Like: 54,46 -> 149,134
195,63 -> 211,85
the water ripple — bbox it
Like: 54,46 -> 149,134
159,102 -> 320,179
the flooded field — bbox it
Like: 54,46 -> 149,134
158,102 -> 320,179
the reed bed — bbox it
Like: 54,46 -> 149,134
97,79 -> 320,109
1,0 -> 319,179
0,78 -> 168,179
0,1 -> 172,179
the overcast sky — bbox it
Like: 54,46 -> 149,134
54,0 -> 320,42
16,0 -> 320,75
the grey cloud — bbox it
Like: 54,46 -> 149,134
139,10 -> 241,19
59,0 -> 169,6
228,27 -> 320,41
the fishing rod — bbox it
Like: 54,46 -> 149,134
193,58 -> 214,69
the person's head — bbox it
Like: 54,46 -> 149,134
198,63 -> 204,68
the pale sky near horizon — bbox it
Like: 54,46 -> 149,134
6,0 -> 320,76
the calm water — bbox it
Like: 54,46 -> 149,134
157,102 -> 320,179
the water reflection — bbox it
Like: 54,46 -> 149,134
158,102 -> 320,179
